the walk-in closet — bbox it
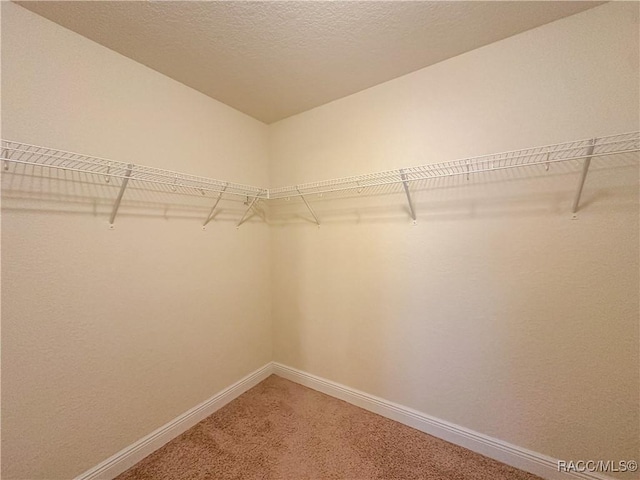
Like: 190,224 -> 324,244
1,2 -> 638,479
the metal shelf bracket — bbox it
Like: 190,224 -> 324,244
109,164 -> 133,229
297,187 -> 320,227
202,183 -> 228,229
571,139 -> 596,219
400,169 -> 417,225
236,192 -> 262,228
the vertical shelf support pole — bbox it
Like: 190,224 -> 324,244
109,164 -> 133,228
202,184 -> 228,227
400,169 -> 417,225
236,192 -> 262,228
571,139 -> 596,217
297,187 -> 320,226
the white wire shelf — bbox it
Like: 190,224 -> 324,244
268,131 -> 640,199
0,140 -> 267,199
2,131 -> 639,226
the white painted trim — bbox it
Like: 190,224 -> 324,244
272,363 -> 616,480
75,363 -> 274,480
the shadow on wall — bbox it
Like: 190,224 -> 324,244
0,165 -> 269,227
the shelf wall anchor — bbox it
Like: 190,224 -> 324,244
400,169 -> 417,225
202,184 -> 228,229
297,187 -> 320,227
236,192 -> 262,228
571,139 -> 596,218
109,164 -> 133,228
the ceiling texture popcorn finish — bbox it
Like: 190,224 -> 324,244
17,1 -> 602,123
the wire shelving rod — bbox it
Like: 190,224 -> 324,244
2,131 -> 638,224
0,140 -> 267,199
267,131 -> 640,199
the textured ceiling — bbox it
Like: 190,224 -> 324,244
17,1 -> 602,124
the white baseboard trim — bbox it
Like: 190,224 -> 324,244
75,362 -> 617,480
75,363 -> 273,480
272,362 -> 616,480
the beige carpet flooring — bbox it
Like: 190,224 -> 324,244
116,375 -> 542,480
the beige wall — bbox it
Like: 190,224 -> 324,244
269,2 -> 639,477
1,3 -> 271,479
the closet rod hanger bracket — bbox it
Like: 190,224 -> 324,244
236,192 -> 263,228
400,169 -> 417,225
108,164 -> 133,229
297,187 -> 320,227
571,139 -> 596,219
202,183 -> 228,230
